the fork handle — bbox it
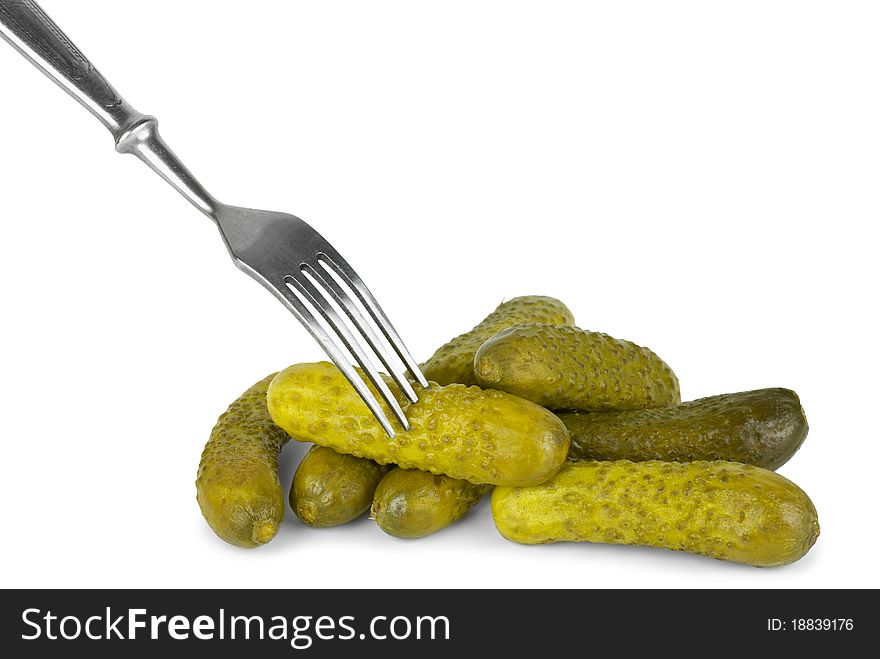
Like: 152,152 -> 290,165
0,0 -> 218,217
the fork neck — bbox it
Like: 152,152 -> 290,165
115,116 -> 219,219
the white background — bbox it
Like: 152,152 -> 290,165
1,0 -> 877,589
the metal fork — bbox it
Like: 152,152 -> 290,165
0,0 -> 428,437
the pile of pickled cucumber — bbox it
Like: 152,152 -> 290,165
196,296 -> 818,567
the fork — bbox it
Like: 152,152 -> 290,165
0,0 -> 428,437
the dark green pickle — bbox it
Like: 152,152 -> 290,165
562,388 -> 807,470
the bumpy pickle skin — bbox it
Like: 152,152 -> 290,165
291,446 -> 389,527
422,296 -> 575,386
196,375 -> 289,548
474,323 -> 680,411
491,460 -> 819,567
267,362 -> 570,486
562,388 -> 808,470
371,468 -> 490,538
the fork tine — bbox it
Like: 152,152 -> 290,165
316,248 -> 430,388
302,262 -> 419,404
265,275 -> 399,437
286,273 -> 412,432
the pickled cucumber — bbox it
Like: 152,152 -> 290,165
491,460 -> 819,567
562,388 -> 808,470
291,446 -> 389,527
371,468 -> 490,538
267,362 -> 570,486
422,296 -> 574,386
474,323 -> 680,411
196,374 -> 289,548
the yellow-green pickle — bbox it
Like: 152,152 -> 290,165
562,388 -> 808,469
474,323 -> 680,411
291,446 -> 390,527
267,362 -> 570,486
371,468 -> 490,538
422,296 -> 575,386
491,460 -> 819,567
196,374 -> 289,548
